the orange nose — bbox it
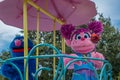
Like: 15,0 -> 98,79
81,38 -> 85,41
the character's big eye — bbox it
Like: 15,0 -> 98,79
84,33 -> 90,38
75,34 -> 81,40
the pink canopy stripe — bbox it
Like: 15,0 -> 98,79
0,0 -> 97,31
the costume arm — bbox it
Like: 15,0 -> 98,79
1,63 -> 19,78
63,54 -> 82,69
91,52 -> 105,69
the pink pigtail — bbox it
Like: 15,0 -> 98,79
60,24 -> 75,39
88,21 -> 103,35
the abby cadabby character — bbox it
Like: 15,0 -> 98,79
60,21 -> 104,80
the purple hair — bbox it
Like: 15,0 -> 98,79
61,24 -> 75,39
60,21 -> 103,39
88,21 -> 103,34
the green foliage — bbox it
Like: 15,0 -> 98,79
0,50 -> 10,60
28,31 -> 63,79
97,14 -> 120,79
0,51 -> 10,80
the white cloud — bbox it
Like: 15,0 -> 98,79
93,0 -> 120,28
93,0 -> 120,19
0,20 -> 22,52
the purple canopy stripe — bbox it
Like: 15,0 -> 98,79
0,0 -> 97,32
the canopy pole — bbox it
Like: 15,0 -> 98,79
27,0 -> 64,25
36,10 -> 40,73
53,19 -> 56,78
23,0 -> 28,80
62,38 -> 65,53
62,38 -> 65,80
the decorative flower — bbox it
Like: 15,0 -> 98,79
91,33 -> 100,43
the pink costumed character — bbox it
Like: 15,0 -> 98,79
60,21 -> 104,80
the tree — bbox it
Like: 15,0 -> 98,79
0,50 -> 10,80
97,14 -> 120,79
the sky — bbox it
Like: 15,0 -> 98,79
93,0 -> 120,28
0,21 -> 22,53
0,0 -> 120,53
